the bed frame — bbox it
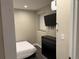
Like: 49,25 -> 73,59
24,53 -> 36,59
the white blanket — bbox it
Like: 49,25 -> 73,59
16,41 -> 36,59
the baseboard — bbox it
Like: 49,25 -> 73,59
33,43 -> 42,48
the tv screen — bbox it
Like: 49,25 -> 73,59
44,13 -> 56,27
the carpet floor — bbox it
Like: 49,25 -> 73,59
26,46 -> 47,59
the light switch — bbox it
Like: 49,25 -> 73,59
61,34 -> 64,39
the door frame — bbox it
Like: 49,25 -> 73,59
71,0 -> 78,59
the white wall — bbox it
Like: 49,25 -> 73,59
36,5 -> 56,46
14,9 -> 39,44
14,6 -> 56,46
39,14 -> 56,37
57,0 -> 72,59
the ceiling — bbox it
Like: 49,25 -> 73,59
13,0 -> 51,11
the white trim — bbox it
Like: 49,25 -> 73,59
72,0 -> 78,59
33,43 -> 42,48
69,0 -> 74,57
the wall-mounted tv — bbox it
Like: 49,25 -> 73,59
44,13 -> 56,27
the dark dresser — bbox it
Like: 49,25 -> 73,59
42,35 -> 56,59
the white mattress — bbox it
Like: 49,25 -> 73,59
16,41 -> 37,59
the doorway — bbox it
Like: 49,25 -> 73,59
0,1 -> 76,59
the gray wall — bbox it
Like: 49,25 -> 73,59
0,0 -> 16,59
0,7 -> 5,59
75,0 -> 79,59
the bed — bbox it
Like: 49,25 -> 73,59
16,41 -> 37,59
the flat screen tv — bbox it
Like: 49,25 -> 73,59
44,13 -> 56,27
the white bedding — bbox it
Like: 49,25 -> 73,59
16,41 -> 37,59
